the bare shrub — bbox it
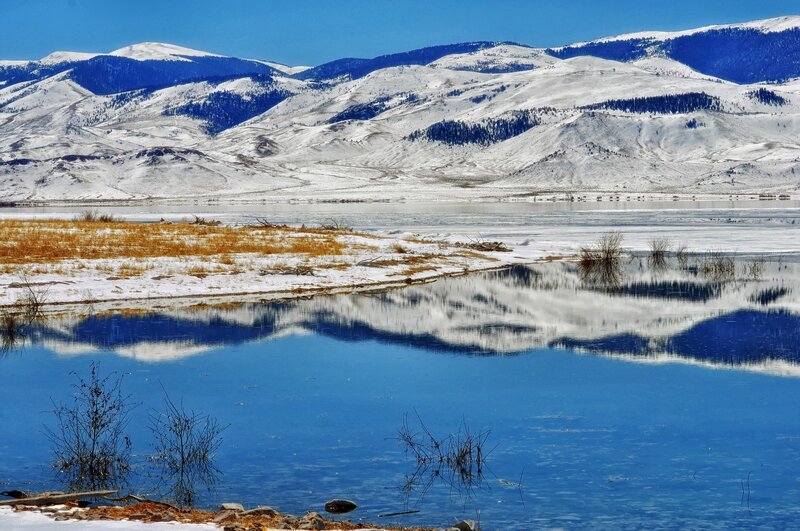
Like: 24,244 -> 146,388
190,215 -> 221,227
699,252 -> 736,281
149,392 -> 225,508
317,219 -> 353,232
47,363 -> 134,492
17,277 -> 48,324
252,218 -> 289,229
77,210 -> 116,223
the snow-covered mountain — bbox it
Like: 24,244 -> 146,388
2,17 -> 800,202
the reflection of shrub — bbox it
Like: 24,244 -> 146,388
648,237 -> 671,270
1,278 -> 49,354
398,413 -> 490,502
750,287 -> 790,305
676,244 -> 690,269
0,312 -> 23,353
743,257 -> 766,280
699,252 -> 736,281
47,363 -> 133,492
149,393 -> 225,508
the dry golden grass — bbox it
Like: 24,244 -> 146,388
394,265 -> 438,277
0,219 -> 346,264
114,262 -> 153,278
316,261 -> 350,270
392,243 -> 409,254
451,249 -> 497,261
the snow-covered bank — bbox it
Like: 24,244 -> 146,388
0,219 -> 524,312
1,503 -> 414,530
0,507 -> 215,530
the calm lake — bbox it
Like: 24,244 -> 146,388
1,256 -> 799,529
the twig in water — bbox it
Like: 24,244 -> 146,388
740,471 -> 752,515
377,509 -> 421,518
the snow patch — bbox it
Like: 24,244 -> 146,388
109,42 -> 224,62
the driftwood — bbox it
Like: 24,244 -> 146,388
0,489 -> 119,506
103,493 -> 186,513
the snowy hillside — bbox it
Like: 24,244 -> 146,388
1,18 -> 799,202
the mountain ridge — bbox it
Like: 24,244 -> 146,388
1,16 -> 799,201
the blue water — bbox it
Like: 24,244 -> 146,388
1,337 -> 799,529
1,262 -> 799,529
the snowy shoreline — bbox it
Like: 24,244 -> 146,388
1,191 -> 796,207
0,219 -> 528,314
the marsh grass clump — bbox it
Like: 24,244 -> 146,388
578,232 -> 624,286
47,363 -> 134,492
699,252 -> 736,281
648,237 -> 671,270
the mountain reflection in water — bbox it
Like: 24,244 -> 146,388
24,257 -> 800,373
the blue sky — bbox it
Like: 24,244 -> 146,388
1,0 -> 797,65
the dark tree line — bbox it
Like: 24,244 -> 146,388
747,88 -> 787,106
408,110 -> 540,146
165,88 -> 292,135
582,92 -> 722,114
547,27 -> 800,84
327,96 -> 391,123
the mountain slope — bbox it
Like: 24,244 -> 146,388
1,19 -> 799,202
550,16 -> 800,83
